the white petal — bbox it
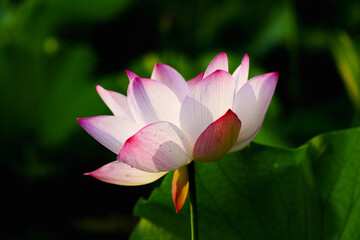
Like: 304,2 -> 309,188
118,121 -> 192,172
85,161 -> 167,186
96,85 -> 134,120
231,72 -> 278,151
187,72 -> 204,89
127,77 -> 182,127
204,52 -> 229,79
180,70 -> 235,144
232,53 -> 249,92
77,116 -> 141,154
151,63 -> 189,101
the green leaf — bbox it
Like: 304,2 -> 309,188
131,218 -> 182,240
131,127 -> 360,240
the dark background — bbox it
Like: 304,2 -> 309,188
1,0 -> 359,239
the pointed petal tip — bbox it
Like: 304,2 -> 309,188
95,85 -> 106,94
83,161 -> 167,186
208,69 -> 232,79
125,70 -> 139,81
242,53 -> 249,62
175,206 -> 181,214
77,117 -> 85,125
204,52 -> 229,78
266,72 -> 279,83
225,108 -> 239,117
154,62 -> 163,68
77,116 -> 93,127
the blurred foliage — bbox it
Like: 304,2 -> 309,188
331,32 -> 360,123
1,0 -> 359,239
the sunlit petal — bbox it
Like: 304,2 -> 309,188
180,70 -> 235,144
96,85 -> 134,120
151,63 -> 189,101
127,77 -> 181,127
85,161 -> 167,186
203,52 -> 228,78
187,72 -> 204,89
77,116 -> 141,154
231,72 -> 278,151
232,53 -> 249,92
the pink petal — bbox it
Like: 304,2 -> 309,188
187,72 -> 204,89
231,72 -> 278,151
118,121 -> 192,173
127,77 -> 181,127
151,63 -> 189,101
193,109 -> 241,162
85,161 -> 167,186
96,85 -> 134,120
77,116 -> 141,154
232,53 -> 249,92
125,70 -> 139,81
203,52 -> 229,79
180,70 -> 235,144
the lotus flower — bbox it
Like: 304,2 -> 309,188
78,52 -> 278,212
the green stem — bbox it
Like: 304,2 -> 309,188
188,161 -> 198,240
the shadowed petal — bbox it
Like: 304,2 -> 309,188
151,63 -> 189,101
232,53 -> 249,92
77,116 -> 141,154
127,77 -> 181,127
193,109 -> 241,162
180,70 -> 235,144
84,161 -> 167,186
187,72 -> 204,89
96,85 -> 134,120
172,166 -> 189,213
118,121 -> 192,173
231,72 -> 278,152
204,52 -> 228,78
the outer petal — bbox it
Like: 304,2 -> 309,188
232,53 -> 249,92
84,161 -> 167,186
96,85 -> 134,120
125,70 -> 139,81
231,72 -> 278,151
180,70 -> 235,144
127,77 -> 181,127
151,63 -> 189,101
187,72 -> 204,89
203,52 -> 228,79
193,109 -> 241,162
172,166 -> 189,213
118,121 -> 192,173
77,116 -> 141,154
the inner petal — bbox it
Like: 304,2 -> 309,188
180,70 -> 235,144
127,77 -> 182,127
